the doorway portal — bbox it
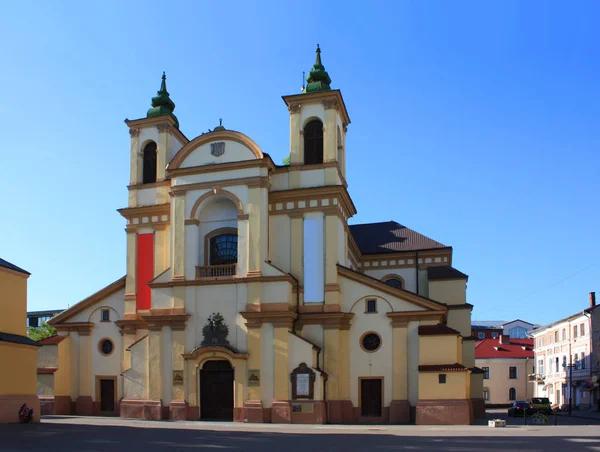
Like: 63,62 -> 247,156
360,378 -> 383,417
200,360 -> 234,420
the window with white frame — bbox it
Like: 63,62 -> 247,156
538,359 -> 544,375
580,323 -> 585,336
509,366 -> 518,379
482,367 -> 490,379
574,325 -> 578,338
562,329 -> 566,341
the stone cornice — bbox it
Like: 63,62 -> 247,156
240,311 -> 297,328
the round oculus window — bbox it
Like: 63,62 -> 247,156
361,333 -> 382,352
100,339 -> 114,356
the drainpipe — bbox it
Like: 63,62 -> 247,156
289,273 -> 300,334
415,251 -> 419,295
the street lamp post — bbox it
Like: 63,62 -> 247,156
563,357 -> 574,416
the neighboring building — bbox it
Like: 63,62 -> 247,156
0,258 -> 40,422
502,320 -> 537,339
472,321 -> 504,341
531,293 -> 599,410
475,335 -> 534,406
27,309 -> 64,328
43,47 -> 482,425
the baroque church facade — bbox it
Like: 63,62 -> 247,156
44,47 -> 483,424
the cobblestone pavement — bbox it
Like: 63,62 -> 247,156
1,415 -> 600,451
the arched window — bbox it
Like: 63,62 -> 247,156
142,142 -> 157,184
483,387 -> 490,402
304,120 -> 323,165
384,278 -> 404,290
209,233 -> 238,265
508,387 -> 516,401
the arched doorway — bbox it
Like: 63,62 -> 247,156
200,360 -> 234,420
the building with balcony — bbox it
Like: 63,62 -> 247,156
42,47 -> 482,425
531,293 -> 599,411
475,335 -> 534,406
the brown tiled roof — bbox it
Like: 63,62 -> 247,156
349,221 -> 447,255
38,335 -> 67,345
469,366 -> 486,374
418,363 -> 468,372
418,324 -> 460,336
37,367 -> 58,374
428,266 -> 468,281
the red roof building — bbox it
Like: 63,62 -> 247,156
475,335 -> 535,406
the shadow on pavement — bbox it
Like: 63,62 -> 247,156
1,423 -> 600,451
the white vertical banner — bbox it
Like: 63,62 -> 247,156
303,213 -> 324,303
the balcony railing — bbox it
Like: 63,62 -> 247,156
196,264 -> 237,279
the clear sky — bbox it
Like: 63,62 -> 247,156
2,1 -> 598,326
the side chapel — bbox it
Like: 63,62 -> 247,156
45,46 -> 483,424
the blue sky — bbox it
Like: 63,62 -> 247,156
2,1 -> 598,325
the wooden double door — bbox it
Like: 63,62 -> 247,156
200,360 -> 234,421
361,378 -> 383,417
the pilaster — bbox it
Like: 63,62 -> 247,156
125,232 -> 137,314
247,187 -> 262,275
289,106 -> 302,164
290,216 -> 303,285
157,126 -> 169,180
172,194 -> 186,279
323,102 -> 337,162
148,327 -> 162,400
172,328 -> 185,400
129,128 -> 140,186
247,326 -> 262,401
273,326 -> 290,400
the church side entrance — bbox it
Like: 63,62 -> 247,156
200,360 -> 234,421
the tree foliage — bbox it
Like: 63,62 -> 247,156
27,321 -> 57,341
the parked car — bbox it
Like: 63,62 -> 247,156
508,401 -> 537,417
530,397 -> 553,414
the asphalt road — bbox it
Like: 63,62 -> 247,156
2,415 -> 600,451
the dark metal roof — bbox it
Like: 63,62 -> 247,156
0,258 -> 29,275
428,266 -> 469,281
418,324 -> 461,336
27,309 -> 64,317
349,221 -> 446,255
0,332 -> 40,347
418,363 -> 468,372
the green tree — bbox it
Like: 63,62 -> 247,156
27,321 -> 57,341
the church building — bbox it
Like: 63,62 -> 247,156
46,46 -> 483,424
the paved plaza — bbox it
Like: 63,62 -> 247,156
2,412 -> 600,451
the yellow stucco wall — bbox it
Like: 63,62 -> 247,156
428,280 -> 466,306
476,358 -> 534,404
447,309 -> 471,337
54,337 -> 71,397
0,343 -> 37,395
0,268 -> 28,336
419,335 -> 461,366
419,372 -> 469,400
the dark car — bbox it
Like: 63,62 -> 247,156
508,401 -> 537,417
530,397 -> 553,414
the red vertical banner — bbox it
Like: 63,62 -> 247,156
136,233 -> 154,311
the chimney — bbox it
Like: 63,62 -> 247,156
499,334 -> 510,344
590,292 -> 596,308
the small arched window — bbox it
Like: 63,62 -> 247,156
142,141 -> 157,184
304,120 -> 323,165
209,233 -> 238,265
508,387 -> 516,401
384,278 -> 404,290
483,388 -> 490,402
